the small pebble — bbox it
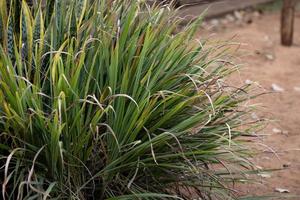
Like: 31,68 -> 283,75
283,163 -> 291,168
272,128 -> 282,134
258,173 -> 271,178
234,10 -> 243,20
245,79 -> 253,84
226,14 -> 235,22
210,19 -> 220,26
282,130 -> 289,135
294,86 -> 300,92
251,113 -> 259,120
275,188 -> 290,193
265,53 -> 275,61
271,84 -> 285,92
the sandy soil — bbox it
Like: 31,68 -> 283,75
198,11 -> 300,198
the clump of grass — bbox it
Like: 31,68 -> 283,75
0,0 -> 262,199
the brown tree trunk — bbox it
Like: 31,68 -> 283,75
281,0 -> 297,46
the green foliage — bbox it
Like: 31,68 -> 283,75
0,0 -> 262,199
256,0 -> 283,12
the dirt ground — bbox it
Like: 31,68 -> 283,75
198,10 -> 300,198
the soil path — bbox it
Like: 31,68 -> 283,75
179,0 -> 273,19
198,11 -> 300,197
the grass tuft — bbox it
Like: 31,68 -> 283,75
0,0 -> 264,199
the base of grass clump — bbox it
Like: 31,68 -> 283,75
0,0 -> 265,199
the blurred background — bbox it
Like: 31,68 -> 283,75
175,0 -> 300,197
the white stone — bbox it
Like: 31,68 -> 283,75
271,84 -> 285,92
275,188 -> 290,193
272,128 -> 282,134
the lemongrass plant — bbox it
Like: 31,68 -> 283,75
0,0 -> 263,199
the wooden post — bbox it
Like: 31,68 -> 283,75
281,0 -> 297,46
